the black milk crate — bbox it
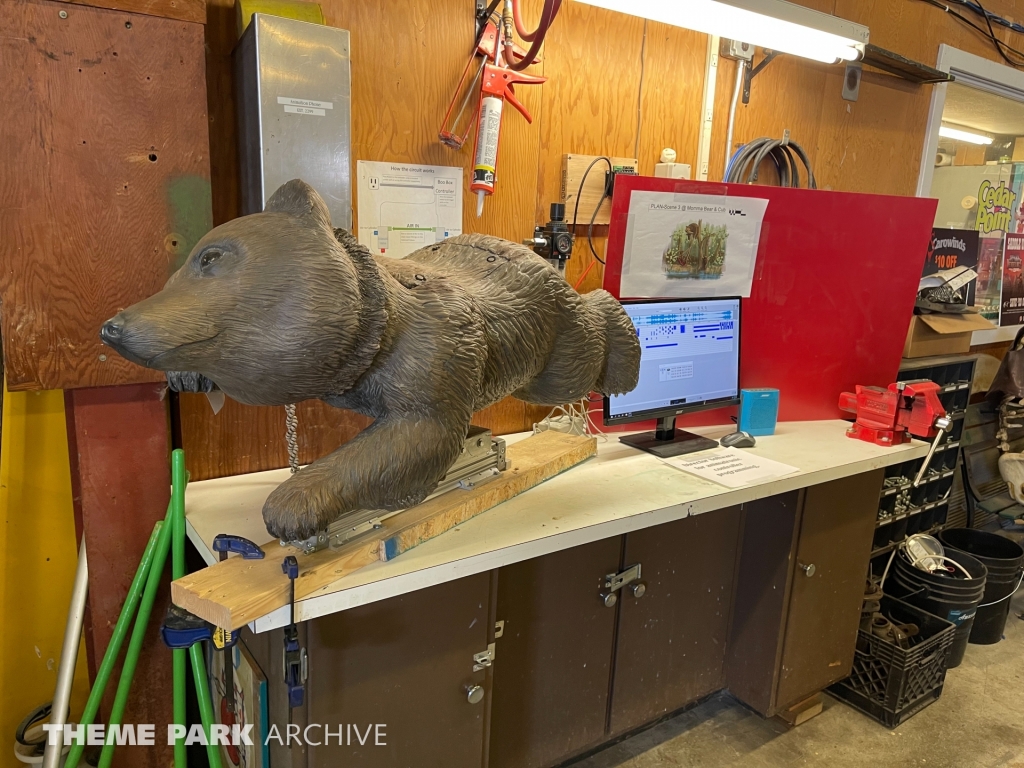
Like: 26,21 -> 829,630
830,596 -> 956,728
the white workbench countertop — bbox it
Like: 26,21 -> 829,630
184,420 -> 929,632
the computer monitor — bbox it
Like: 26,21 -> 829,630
604,297 -> 741,458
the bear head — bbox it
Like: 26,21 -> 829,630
100,180 -> 380,406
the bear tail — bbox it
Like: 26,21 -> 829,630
586,289 -> 641,396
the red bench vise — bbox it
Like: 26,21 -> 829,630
838,380 -> 947,446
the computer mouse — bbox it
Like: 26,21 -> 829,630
720,430 -> 756,448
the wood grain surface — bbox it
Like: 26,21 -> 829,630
0,0 -> 210,390
57,0 -> 206,24
171,431 -> 597,629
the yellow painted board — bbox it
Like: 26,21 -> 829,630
0,382 -> 90,747
236,0 -> 324,37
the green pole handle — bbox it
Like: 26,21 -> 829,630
173,649 -> 188,768
97,514 -> 173,768
190,642 -> 224,768
64,519 -> 165,768
171,448 -> 187,581
171,448 -> 188,768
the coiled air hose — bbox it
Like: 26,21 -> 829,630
725,136 -> 817,189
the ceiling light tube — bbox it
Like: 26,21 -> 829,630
574,0 -> 869,64
938,125 -> 993,145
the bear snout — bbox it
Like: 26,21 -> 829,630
99,314 -> 125,345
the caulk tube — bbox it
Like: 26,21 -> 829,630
471,94 -> 503,216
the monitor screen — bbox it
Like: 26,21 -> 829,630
605,297 -> 741,424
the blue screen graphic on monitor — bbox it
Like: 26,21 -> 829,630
608,297 -> 740,421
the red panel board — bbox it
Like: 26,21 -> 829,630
603,177 -> 937,424
65,383 -> 172,768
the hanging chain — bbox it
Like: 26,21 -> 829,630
285,404 -> 299,473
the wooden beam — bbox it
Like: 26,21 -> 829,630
172,431 -> 597,629
65,383 -> 173,768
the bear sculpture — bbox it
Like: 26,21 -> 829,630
101,180 -> 641,540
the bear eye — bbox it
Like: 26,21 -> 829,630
198,249 -> 222,273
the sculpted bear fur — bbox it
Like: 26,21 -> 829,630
101,180 -> 641,540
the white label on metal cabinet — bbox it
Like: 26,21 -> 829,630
277,96 -> 333,110
283,105 -> 326,116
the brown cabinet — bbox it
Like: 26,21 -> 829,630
775,472 -> 884,708
489,539 -> 622,768
245,470 -> 883,768
609,507 -> 742,736
489,508 -> 744,764
247,574 -> 494,768
726,470 -> 884,715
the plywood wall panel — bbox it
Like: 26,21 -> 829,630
0,0 -> 211,391
635,22 -> 705,178
536,2 -> 645,293
59,0 -> 206,24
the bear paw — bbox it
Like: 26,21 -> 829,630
262,473 -> 336,541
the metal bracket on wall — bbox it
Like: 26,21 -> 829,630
743,50 -> 779,105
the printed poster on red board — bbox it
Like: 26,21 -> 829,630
1001,233 -> 1024,326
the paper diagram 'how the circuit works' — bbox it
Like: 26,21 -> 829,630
357,160 -> 464,259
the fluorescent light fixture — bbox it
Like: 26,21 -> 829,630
574,0 -> 869,64
938,125 -> 993,145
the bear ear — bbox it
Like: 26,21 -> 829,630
265,179 -> 332,230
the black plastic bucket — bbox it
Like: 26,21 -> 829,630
887,547 -> 987,668
939,529 -> 1024,645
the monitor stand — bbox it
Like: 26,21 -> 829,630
618,416 -> 719,459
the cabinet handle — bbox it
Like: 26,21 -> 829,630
466,685 -> 485,705
599,591 -> 618,608
799,562 -> 816,577
629,581 -> 647,599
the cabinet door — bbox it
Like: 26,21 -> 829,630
775,470 -> 884,708
725,492 -> 801,715
305,573 -> 492,768
609,507 -> 743,736
490,538 -> 622,768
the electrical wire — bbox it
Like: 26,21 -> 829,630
571,156 -> 612,267
915,0 -> 1024,67
974,0 -> 1024,67
587,190 -> 608,265
573,260 -> 597,290
533,396 -> 608,441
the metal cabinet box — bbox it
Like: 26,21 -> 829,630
235,13 -> 352,229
